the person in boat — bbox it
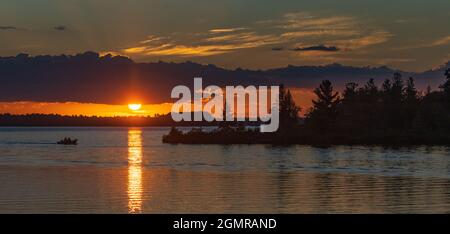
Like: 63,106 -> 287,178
58,137 -> 78,145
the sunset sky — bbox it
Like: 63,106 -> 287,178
1,0 -> 449,71
0,0 -> 449,116
0,101 -> 173,117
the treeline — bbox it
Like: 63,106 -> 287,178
0,113 -> 207,127
163,68 -> 450,145
305,69 -> 450,135
0,113 -> 172,126
0,113 -> 261,127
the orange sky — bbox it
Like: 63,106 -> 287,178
0,102 -> 173,117
0,88 -> 314,117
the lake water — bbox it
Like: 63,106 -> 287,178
0,127 -> 450,213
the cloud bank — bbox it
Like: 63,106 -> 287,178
115,12 -> 392,60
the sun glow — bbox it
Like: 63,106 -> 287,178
0,101 -> 173,117
128,104 -> 142,111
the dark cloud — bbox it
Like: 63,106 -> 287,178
293,45 -> 339,52
0,26 -> 17,30
54,25 -> 67,31
271,47 -> 284,51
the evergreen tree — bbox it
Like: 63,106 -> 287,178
361,78 -> 382,131
218,97 -> 233,131
306,80 -> 340,131
440,68 -> 450,105
337,82 -> 361,131
382,79 -> 392,93
413,70 -> 450,131
343,82 -> 358,100
404,77 -> 419,129
381,73 -> 405,129
278,85 -> 301,131
363,78 -> 379,98
391,72 -> 404,104
405,77 -> 418,102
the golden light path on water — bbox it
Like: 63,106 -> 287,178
127,129 -> 143,213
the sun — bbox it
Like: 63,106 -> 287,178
128,103 -> 142,111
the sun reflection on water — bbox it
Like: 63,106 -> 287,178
127,129 -> 143,213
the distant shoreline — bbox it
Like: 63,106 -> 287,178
0,113 -> 263,127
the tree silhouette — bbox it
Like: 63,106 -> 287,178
404,77 -> 419,129
441,68 -> 450,105
278,84 -> 301,131
343,82 -> 358,100
416,68 -> 450,131
360,78 -> 381,132
164,69 -> 450,144
218,97 -> 233,131
382,79 -> 392,93
405,77 -> 418,102
306,80 -> 340,131
337,82 -> 361,131
391,72 -> 404,103
363,78 -> 378,97
381,73 -> 405,129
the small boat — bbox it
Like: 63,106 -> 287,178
57,138 -> 78,145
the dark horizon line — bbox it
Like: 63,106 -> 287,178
0,113 -> 265,127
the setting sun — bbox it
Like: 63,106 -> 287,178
128,104 -> 142,111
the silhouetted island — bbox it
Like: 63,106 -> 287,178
163,69 -> 450,145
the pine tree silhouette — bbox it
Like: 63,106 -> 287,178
306,80 -> 340,131
278,84 -> 301,131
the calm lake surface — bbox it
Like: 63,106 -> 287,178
0,127 -> 449,213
